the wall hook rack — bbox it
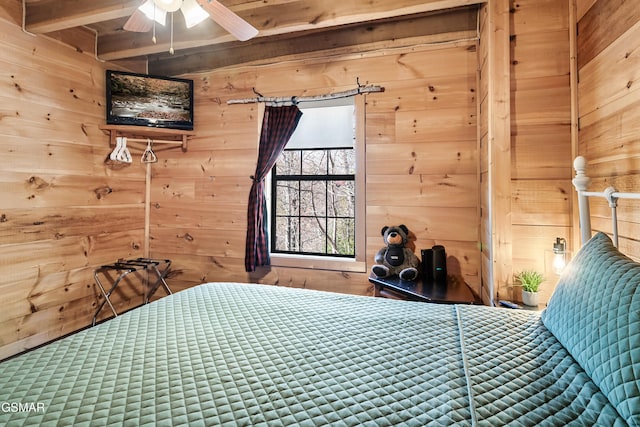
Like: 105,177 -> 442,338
100,125 -> 195,153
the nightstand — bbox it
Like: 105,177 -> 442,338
369,274 -> 479,304
498,300 -> 546,311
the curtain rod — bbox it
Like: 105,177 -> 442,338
227,84 -> 385,105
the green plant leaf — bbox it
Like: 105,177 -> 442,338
515,269 -> 544,292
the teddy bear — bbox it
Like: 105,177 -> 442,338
371,224 -> 420,281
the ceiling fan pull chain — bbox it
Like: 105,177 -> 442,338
152,3 -> 157,44
169,12 -> 175,54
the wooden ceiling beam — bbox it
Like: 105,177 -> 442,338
95,0 -> 483,60
22,0 -> 484,72
25,0 -> 139,33
148,7 -> 478,76
249,0 -> 482,35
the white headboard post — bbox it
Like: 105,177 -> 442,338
572,156 -> 592,246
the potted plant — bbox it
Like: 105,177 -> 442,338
515,270 -> 544,306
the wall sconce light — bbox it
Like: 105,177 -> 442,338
552,237 -> 567,274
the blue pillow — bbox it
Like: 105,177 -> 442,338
542,232 -> 640,425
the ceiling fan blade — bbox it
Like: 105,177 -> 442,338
123,9 -> 153,32
196,0 -> 259,41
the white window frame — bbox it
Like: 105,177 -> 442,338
261,96 -> 366,273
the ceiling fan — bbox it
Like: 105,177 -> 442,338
124,0 -> 258,52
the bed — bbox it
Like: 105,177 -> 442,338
1,159 -> 638,426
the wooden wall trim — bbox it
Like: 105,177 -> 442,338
487,0 -> 512,303
570,0 -> 581,254
576,0 -> 597,21
477,4 -> 490,304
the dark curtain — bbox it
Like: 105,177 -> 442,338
245,105 -> 303,272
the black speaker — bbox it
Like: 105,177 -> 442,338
431,245 -> 447,285
421,249 -> 433,282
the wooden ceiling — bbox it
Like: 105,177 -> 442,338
22,0 -> 481,76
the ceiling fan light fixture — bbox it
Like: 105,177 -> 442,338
139,0 -> 167,25
154,0 -> 182,13
126,0 -> 258,44
181,0 -> 210,28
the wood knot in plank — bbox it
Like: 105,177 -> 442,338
82,236 -> 95,257
11,75 -> 22,92
94,186 -> 113,199
180,233 -> 194,242
309,14 -> 323,25
27,176 -> 51,190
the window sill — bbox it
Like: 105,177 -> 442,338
270,253 -> 367,273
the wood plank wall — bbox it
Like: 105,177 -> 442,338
576,0 -> 640,260
0,3 -> 147,360
149,41 -> 481,298
479,0 -> 572,306
2,0 -> 634,360
509,0 -> 572,304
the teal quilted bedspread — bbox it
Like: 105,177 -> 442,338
0,283 -> 626,426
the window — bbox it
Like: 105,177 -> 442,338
272,148 -> 355,256
267,97 -> 366,272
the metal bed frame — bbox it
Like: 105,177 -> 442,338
572,155 -> 640,247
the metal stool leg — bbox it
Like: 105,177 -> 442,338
145,260 -> 173,303
93,268 -> 133,325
